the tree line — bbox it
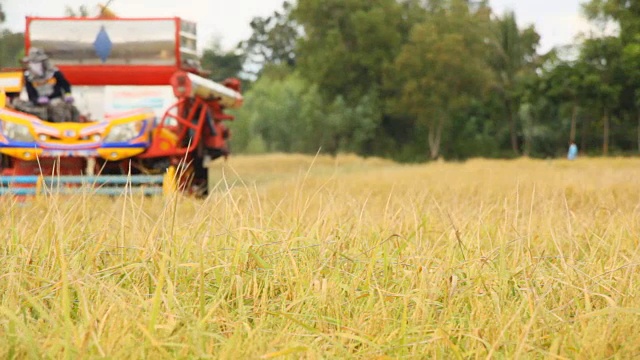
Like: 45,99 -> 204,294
1,0 -> 637,161
227,0 -> 640,161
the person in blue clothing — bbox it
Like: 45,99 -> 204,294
567,141 -> 578,160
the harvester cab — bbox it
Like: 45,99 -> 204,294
0,10 -> 243,197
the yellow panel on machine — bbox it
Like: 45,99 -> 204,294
0,105 -> 155,161
0,72 -> 24,94
0,71 -> 24,109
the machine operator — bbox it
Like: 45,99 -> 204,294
17,47 -> 79,122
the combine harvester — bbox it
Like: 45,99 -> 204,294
0,5 -> 243,197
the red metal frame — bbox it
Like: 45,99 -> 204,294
59,66 -> 179,86
2,157 -> 85,177
139,97 -> 210,158
174,17 -> 182,72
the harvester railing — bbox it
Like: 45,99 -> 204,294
0,167 -> 178,196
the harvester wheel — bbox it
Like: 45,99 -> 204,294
0,154 -> 12,172
95,159 -> 125,175
191,152 -> 212,197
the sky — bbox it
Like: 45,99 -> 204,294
2,0 -> 591,54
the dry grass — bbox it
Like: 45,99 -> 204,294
2,153 -> 640,359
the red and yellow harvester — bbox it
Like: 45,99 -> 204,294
0,11 -> 243,196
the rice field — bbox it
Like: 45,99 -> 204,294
1,153 -> 640,359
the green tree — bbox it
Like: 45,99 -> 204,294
537,53 -> 590,147
0,30 -> 25,68
489,10 -> 541,155
293,0 -> 409,104
290,0 -> 423,159
582,0 -> 640,154
620,40 -> 640,151
578,36 -> 623,156
200,38 -> 246,82
582,0 -> 639,43
239,1 -> 299,76
390,0 -> 493,159
234,69 -> 380,156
